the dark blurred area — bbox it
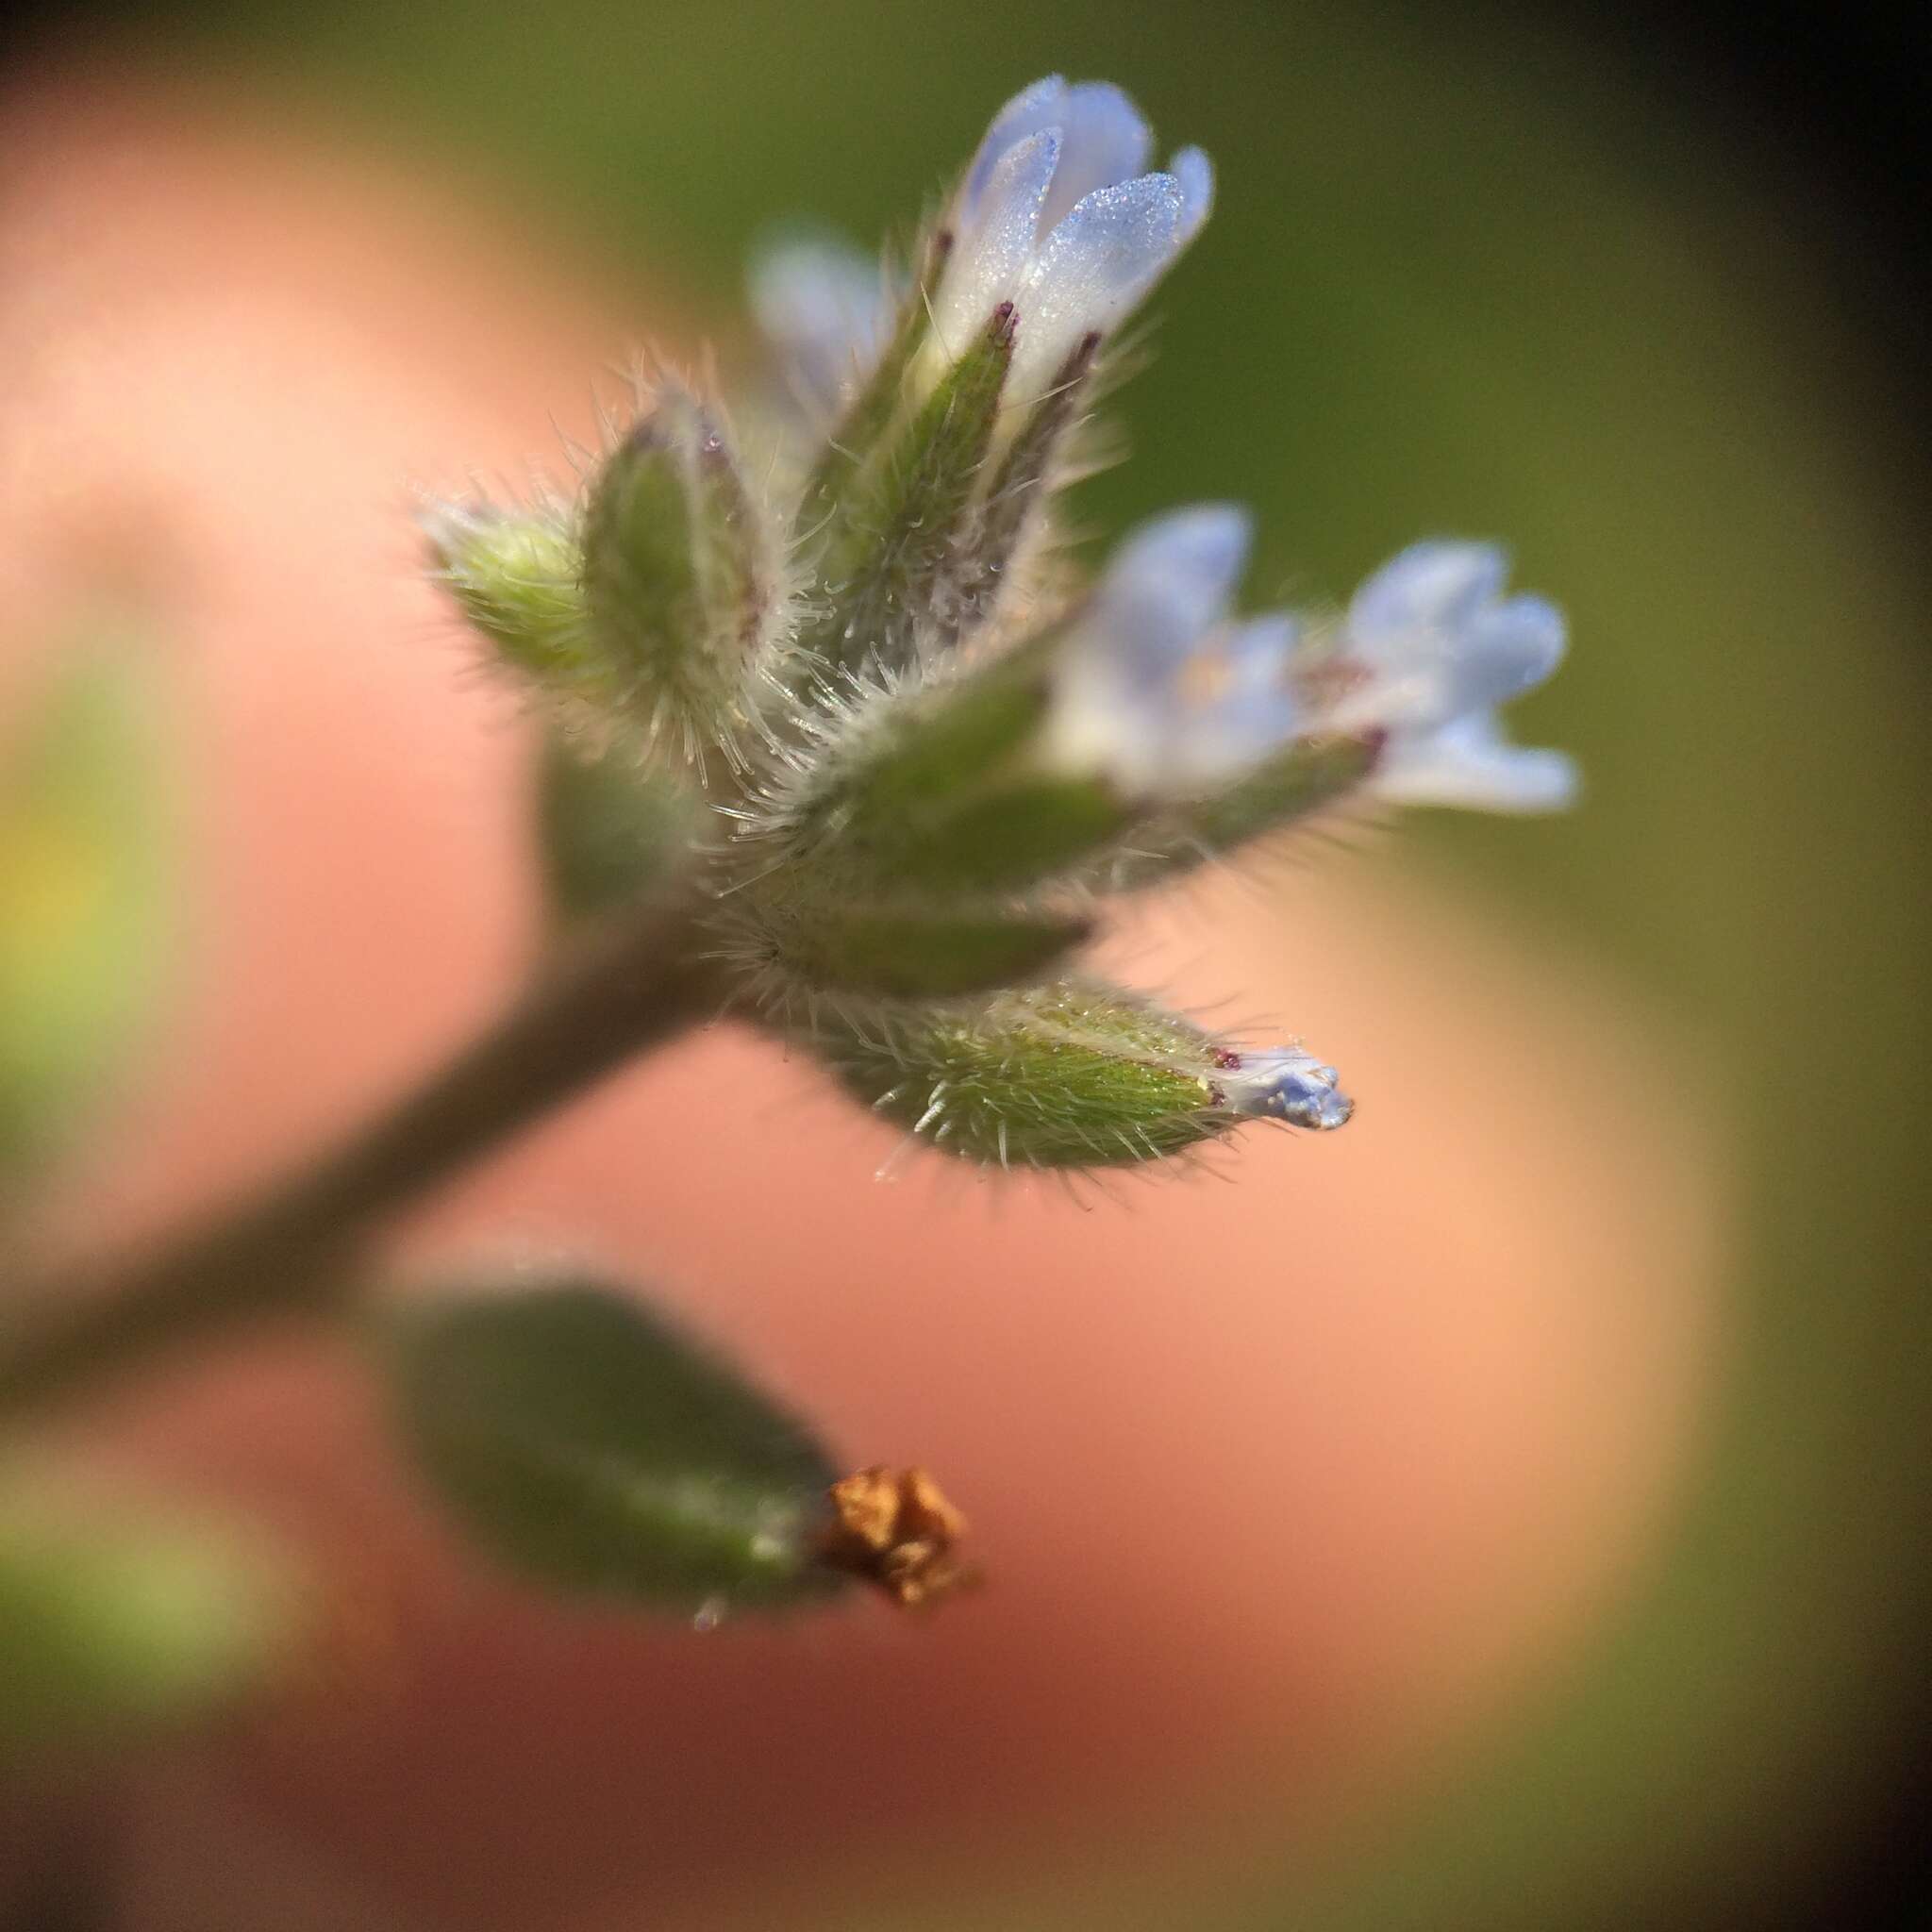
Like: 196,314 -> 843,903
0,2 -> 1925,1929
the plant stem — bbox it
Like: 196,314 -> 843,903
0,886 -> 719,1423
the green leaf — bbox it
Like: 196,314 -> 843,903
0,647 -> 172,1193
0,1486 -> 291,1758
386,1278 -> 847,1612
536,728 -> 706,927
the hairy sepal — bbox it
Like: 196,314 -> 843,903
752,637 -> 1133,897
795,303 -> 1015,678
1083,729 -> 1386,892
581,386 -> 781,774
802,978 -> 1248,1169
796,225 -> 952,531
426,501 -> 598,696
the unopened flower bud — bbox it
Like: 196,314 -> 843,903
1219,1046 -> 1355,1131
803,978 -> 1350,1169
423,500 -> 591,690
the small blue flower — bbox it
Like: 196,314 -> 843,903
936,76 -> 1212,391
1336,541 -> 1577,812
1046,507 -> 1304,793
1040,520 -> 1576,818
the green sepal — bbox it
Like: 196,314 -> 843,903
580,389 -> 774,766
938,329 -> 1102,645
1094,730 -> 1384,891
385,1278 -> 847,1613
797,301 -> 1015,676
874,775 -> 1126,894
805,978 -> 1243,1168
428,506 -> 594,694
536,728 -> 706,928
0,1486 -> 292,1758
782,635 -> 1132,895
0,647 -> 171,1194
796,227 -> 952,534
738,891 -> 1091,1002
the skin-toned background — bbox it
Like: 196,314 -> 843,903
1,4 -> 1925,1926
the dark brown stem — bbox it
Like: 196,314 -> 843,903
0,887 -> 719,1422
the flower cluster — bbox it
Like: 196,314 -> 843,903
426,75 -> 1574,1171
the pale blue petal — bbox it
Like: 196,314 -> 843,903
1170,146 -> 1215,244
1036,82 -> 1153,231
1451,593 -> 1567,710
960,75 -> 1067,216
1097,504 -> 1253,662
1193,612 -> 1301,770
1046,506 -> 1254,785
1373,712 -> 1579,813
1228,1049 -> 1354,1130
1166,674 -> 1300,787
1222,612 -> 1302,702
748,238 -> 892,413
1350,541 -> 1507,644
935,128 -> 1059,349
1012,173 -> 1184,385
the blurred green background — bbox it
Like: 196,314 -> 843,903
10,0 -> 1931,1924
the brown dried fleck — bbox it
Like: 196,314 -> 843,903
818,1464 -> 979,1610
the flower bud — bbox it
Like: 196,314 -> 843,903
803,978 -> 1351,1169
581,387 -> 778,770
423,501 -> 592,692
